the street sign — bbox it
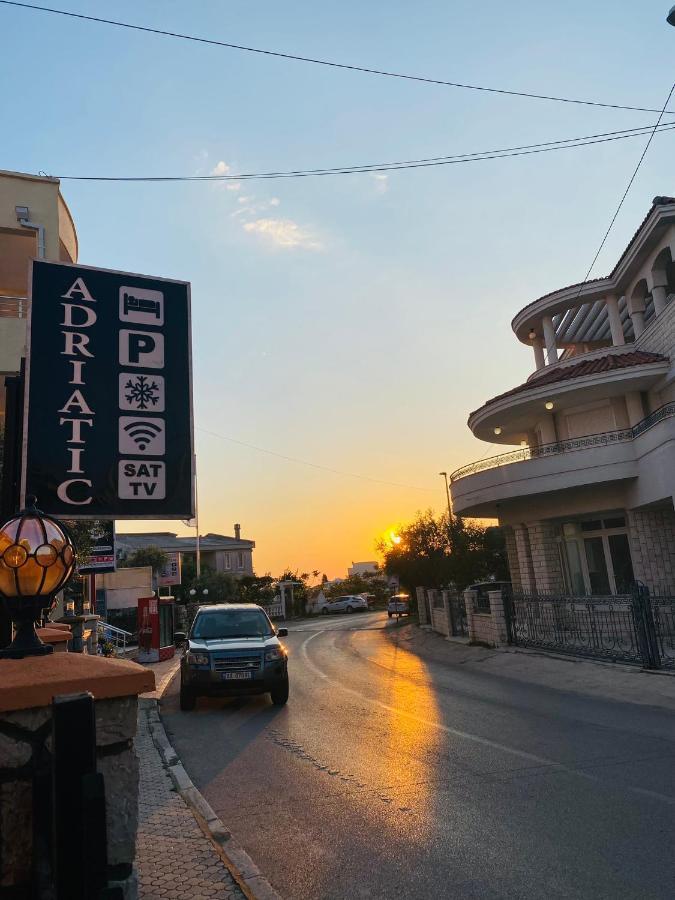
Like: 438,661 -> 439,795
79,520 -> 116,574
158,551 -> 181,587
22,260 -> 194,518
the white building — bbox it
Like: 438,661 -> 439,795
117,525 -> 255,577
347,561 -> 380,577
450,196 -> 675,597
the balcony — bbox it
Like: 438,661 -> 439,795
451,403 -> 675,517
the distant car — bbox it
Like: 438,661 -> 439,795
321,595 -> 368,615
387,594 -> 410,618
176,604 -> 289,711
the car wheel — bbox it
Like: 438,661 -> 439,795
180,684 -> 196,711
388,612 -> 392,618
321,607 -> 329,615
270,677 -> 289,706
346,606 -> 354,613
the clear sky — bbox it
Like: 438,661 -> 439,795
3,1 -> 674,577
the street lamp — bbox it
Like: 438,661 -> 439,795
667,5 -> 675,26
0,498 -> 75,659
189,588 -> 209,600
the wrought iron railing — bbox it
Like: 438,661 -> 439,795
450,402 -> 675,482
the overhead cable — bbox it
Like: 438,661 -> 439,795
48,122 -> 675,183
2,1 -> 674,116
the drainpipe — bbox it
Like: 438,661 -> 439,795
16,207 -> 45,258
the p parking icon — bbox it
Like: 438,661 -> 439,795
119,330 -> 164,369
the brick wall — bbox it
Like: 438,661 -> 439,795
527,521 -> 565,593
465,589 -> 508,647
627,504 -> 675,592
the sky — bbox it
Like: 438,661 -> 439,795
3,1 -> 675,577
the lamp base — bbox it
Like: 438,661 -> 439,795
0,618 -> 54,659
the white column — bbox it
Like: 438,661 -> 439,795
631,309 -> 646,338
532,339 -> 545,370
538,414 -> 557,445
625,391 -> 645,427
605,295 -> 625,346
652,285 -> 668,316
542,316 -> 558,364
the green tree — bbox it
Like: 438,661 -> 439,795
377,510 -> 507,593
119,545 -> 168,577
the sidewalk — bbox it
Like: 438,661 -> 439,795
386,621 -> 675,710
134,656 -> 246,900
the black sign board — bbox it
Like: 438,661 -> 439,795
78,520 -> 116,574
22,261 -> 194,518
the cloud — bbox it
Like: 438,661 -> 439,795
211,160 -> 230,176
371,173 -> 388,194
224,182 -> 241,191
242,218 -> 322,250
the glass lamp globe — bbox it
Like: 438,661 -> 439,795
0,498 -> 76,659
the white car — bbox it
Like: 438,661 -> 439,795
387,594 -> 410,618
321,595 -> 368,615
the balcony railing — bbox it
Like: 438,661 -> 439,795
0,296 -> 29,318
450,402 -> 675,482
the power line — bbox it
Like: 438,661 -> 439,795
3,0 -> 675,117
50,122 -> 675,183
578,82 -> 675,288
196,426 -> 435,493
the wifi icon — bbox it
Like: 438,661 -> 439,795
119,416 -> 165,456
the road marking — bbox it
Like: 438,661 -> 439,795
299,629 -> 675,807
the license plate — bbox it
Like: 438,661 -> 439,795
222,671 -> 253,681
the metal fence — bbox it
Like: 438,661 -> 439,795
505,587 -> 675,669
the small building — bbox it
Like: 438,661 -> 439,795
450,196 -> 675,597
117,525 -> 255,577
348,561 -> 380,577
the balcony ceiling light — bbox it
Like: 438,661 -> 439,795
528,330 -> 537,340
494,426 -> 502,435
545,401 -> 554,410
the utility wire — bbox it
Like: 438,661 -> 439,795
3,0 -> 675,117
50,122 -> 675,183
576,82 -> 675,291
196,426 -> 435,493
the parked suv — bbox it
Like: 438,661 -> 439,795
387,594 -> 410,618
176,604 -> 289,711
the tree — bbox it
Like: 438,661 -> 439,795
377,510 -> 508,593
119,545 -> 168,577
175,555 -> 238,604
237,574 -> 276,605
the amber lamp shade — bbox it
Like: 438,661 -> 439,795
0,499 -> 76,659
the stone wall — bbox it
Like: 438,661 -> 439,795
465,590 -> 508,647
527,521 -> 565,593
627,503 -> 675,592
429,591 -> 450,637
503,526 -> 522,590
0,695 -> 140,896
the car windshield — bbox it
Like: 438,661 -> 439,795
192,608 -> 273,639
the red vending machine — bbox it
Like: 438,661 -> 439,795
137,595 -> 176,663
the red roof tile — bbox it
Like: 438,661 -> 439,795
471,351 -> 669,416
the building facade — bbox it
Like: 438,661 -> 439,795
450,196 -> 675,596
0,169 -> 78,393
117,525 -> 255,577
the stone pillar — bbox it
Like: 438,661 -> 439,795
487,590 -> 508,646
627,505 -> 675,593
538,414 -> 557,446
416,587 -> 428,626
605,294 -> 625,346
514,525 -> 536,593
526,521 -> 565,594
503,526 -> 522,590
625,391 -> 645,427
0,655 -> 154,898
464,590 -> 478,642
532,339 -> 546,370
628,297 -> 646,338
542,316 -> 558,364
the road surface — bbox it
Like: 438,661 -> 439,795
162,612 -> 675,899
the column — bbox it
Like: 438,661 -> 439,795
652,284 -> 668,316
605,295 -> 625,346
532,339 -> 545,370
487,590 -> 508,646
503,526 -> 522,590
526,521 -> 565,594
628,299 -> 646,338
514,525 -> 536,593
416,587 -> 428,626
542,316 -> 558,364
538,414 -> 557,446
625,391 -> 645,427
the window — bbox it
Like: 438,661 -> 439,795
237,552 -> 244,570
560,515 -> 635,595
224,553 -> 231,570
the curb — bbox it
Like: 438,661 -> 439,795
140,670 -> 281,900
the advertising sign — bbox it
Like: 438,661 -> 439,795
158,551 -> 181,587
22,261 -> 194,518
79,519 -> 116,574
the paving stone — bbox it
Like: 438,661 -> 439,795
135,706 -> 244,900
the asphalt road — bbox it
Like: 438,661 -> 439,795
162,612 -> 675,900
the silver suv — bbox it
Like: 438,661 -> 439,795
176,604 -> 289,710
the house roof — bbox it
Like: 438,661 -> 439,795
117,531 -> 255,553
470,350 -> 669,415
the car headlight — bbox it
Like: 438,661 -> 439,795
187,651 -> 210,666
264,647 -> 286,662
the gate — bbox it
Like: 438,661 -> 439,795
504,587 -> 675,669
448,591 -> 468,637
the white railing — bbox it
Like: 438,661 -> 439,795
97,621 -> 133,655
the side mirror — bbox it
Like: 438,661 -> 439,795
174,631 -> 187,646
277,627 -> 288,637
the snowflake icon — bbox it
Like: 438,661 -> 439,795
124,375 -> 164,409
